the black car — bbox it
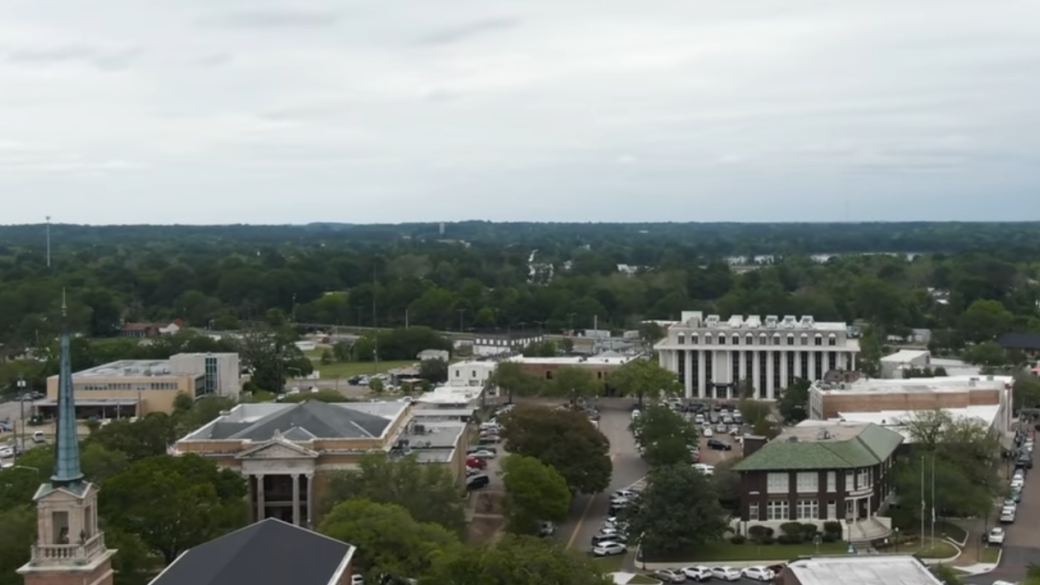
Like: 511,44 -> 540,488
467,475 -> 490,490
707,438 -> 732,451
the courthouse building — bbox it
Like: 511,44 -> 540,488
655,312 -> 861,400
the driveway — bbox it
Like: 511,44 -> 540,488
970,441 -> 1040,585
558,403 -> 648,551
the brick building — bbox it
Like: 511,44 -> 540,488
732,422 -> 903,542
505,355 -> 634,389
807,375 -> 1012,430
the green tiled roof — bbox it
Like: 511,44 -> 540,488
733,424 -> 903,471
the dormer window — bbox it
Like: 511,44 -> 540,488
828,333 -> 837,346
678,333 -> 685,345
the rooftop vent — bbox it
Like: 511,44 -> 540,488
800,316 -> 815,328
705,315 -> 720,328
745,315 -> 762,328
765,315 -> 778,328
782,315 -> 797,328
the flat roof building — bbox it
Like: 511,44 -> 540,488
808,375 -> 1013,434
505,354 -> 635,389
175,400 -> 467,528
39,352 -> 240,418
778,554 -> 943,585
655,312 -> 861,400
879,349 -> 931,379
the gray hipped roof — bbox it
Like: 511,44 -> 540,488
205,400 -> 392,440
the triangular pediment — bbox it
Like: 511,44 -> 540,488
236,439 -> 318,460
33,481 -> 96,503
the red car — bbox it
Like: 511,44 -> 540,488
466,456 -> 487,469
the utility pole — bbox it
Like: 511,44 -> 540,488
920,455 -> 925,548
372,267 -> 379,375
930,454 -> 936,545
16,377 -> 26,450
45,216 -> 51,268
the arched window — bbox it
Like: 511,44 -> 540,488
746,334 -> 754,345
814,333 -> 823,346
773,333 -> 782,345
704,333 -> 712,345
786,333 -> 795,346
828,333 -> 836,346
760,334 -> 768,345
732,335 -> 740,345
677,333 -> 685,345
691,334 -> 699,344
801,332 -> 809,345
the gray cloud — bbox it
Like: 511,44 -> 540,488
199,10 -> 342,29
415,18 -> 520,46
4,45 -> 144,70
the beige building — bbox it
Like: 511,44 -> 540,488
40,352 -> 240,418
174,400 -> 468,528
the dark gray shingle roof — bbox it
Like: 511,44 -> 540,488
208,400 -> 392,440
151,518 -> 353,585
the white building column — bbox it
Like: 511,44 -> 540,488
697,351 -> 706,398
779,350 -> 788,390
753,351 -> 762,397
851,352 -> 857,371
305,474 -> 315,528
809,352 -> 816,382
684,350 -> 693,399
291,474 -> 301,526
766,350 -> 775,399
793,350 -> 802,379
738,350 -> 748,384
256,474 -> 265,521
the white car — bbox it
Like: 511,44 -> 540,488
653,569 -> 686,583
1000,507 -> 1016,523
742,566 -> 775,581
681,566 -> 712,581
0,446 -> 14,458
693,463 -> 714,476
703,428 -> 714,438
471,449 -> 496,459
351,575 -> 364,585
1010,476 -> 1025,489
614,489 -> 638,499
592,541 -> 626,556
710,566 -> 741,581
988,527 -> 1006,545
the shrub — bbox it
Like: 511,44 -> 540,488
730,534 -> 747,544
823,521 -> 843,535
777,534 -> 799,545
748,525 -> 773,541
800,523 -> 820,537
760,536 -> 775,545
822,533 -> 838,543
779,522 -> 804,537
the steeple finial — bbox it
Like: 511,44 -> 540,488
51,290 -> 83,487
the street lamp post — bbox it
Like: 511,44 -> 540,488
846,514 -> 855,554
894,527 -> 900,553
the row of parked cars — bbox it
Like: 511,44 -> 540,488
652,565 -> 779,582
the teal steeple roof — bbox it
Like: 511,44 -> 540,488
51,290 -> 83,487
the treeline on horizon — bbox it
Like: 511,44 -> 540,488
3,221 -> 1040,258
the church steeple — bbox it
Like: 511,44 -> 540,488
18,291 -> 115,585
51,290 -> 83,487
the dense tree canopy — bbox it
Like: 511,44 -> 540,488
500,455 -> 572,534
423,535 -> 612,585
630,405 -> 700,467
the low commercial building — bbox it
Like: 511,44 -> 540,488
777,554 -> 943,585
174,400 -> 467,528
505,355 -> 634,385
807,375 -> 1013,434
472,331 -> 543,357
448,360 -> 497,388
732,422 -> 903,542
654,312 -> 861,401
38,352 -> 241,418
879,349 -> 931,379
417,349 -> 450,361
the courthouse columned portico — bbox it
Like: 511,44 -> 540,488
237,434 -> 320,527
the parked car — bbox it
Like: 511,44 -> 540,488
710,566 -> 741,581
591,532 -> 628,546
986,527 -> 1006,545
592,541 -> 626,556
471,449 -> 496,460
1010,475 -> 1025,489
538,521 -> 556,537
680,566 -> 711,581
692,463 -> 714,475
1000,507 -> 1016,523
653,569 -> 686,583
707,438 -> 731,451
742,566 -> 775,581
466,456 -> 487,469
466,475 -> 490,491
0,445 -> 14,458
702,428 -> 714,438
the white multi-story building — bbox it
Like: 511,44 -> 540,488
654,312 -> 861,400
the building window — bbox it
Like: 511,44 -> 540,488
801,333 -> 809,345
732,335 -> 740,345
455,370 -> 460,377
471,370 -> 476,377
827,471 -> 836,492
759,334 -> 767,344
766,500 -> 789,521
845,471 -> 854,491
748,502 -> 760,521
773,334 -> 781,345
678,333 -> 685,345
704,334 -> 712,345
691,334 -> 699,344
814,335 -> 822,346
857,468 -> 870,489
786,334 -> 794,346
829,336 -> 836,346
797,499 -> 819,520
827,500 -> 837,520
746,334 -> 753,345
767,472 -> 790,494
796,472 -> 818,493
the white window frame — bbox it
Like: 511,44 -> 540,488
827,471 -> 836,493
796,472 -> 818,493
827,500 -> 837,520
857,468 -> 870,489
766,473 -> 790,495
845,470 -> 855,491
797,499 -> 819,520
748,502 -> 760,521
766,500 -> 789,521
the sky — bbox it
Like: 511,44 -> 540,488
1,0 -> 1039,224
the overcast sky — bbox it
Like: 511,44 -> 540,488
1,0 -> 1039,225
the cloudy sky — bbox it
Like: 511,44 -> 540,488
1,0 -> 1039,224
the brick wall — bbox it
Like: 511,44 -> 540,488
21,563 -> 114,585
819,389 -> 999,419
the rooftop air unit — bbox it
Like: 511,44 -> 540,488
765,315 -> 778,328
800,316 -> 815,328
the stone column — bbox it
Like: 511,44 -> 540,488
684,350 -> 693,399
779,350 -> 788,391
851,352 -> 857,371
753,351 -> 762,398
291,474 -> 301,526
697,351 -> 706,399
766,350 -> 775,399
305,474 -> 315,528
256,475 -> 265,521
809,352 -> 816,382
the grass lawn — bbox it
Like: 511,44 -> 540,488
628,576 -> 661,584
590,555 -> 625,572
979,546 -> 1001,563
311,360 -> 416,379
644,540 -> 848,563
934,520 -> 968,543
877,537 -> 958,559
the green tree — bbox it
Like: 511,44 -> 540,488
961,341 -> 1009,369
424,535 -> 612,585
522,340 -> 558,357
547,365 -> 598,405
418,358 -> 449,383
777,378 -> 811,424
607,358 -> 681,408
322,453 -> 465,533
1014,375 -> 1040,412
369,378 -> 385,394
100,454 -> 248,564
0,507 -> 35,585
319,499 -> 459,582
736,399 -> 771,426
629,405 -> 699,467
930,563 -> 964,584
500,455 -> 571,535
960,299 -> 1014,343
621,463 -> 729,556
173,395 -> 238,435
489,361 -> 544,403
281,390 -> 352,403
711,458 -> 742,511
87,413 -> 179,462
897,409 -> 1004,496
0,443 -> 130,510
498,406 -> 612,494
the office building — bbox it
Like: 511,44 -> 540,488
472,331 -> 543,357
39,353 -> 241,418
655,312 -> 861,400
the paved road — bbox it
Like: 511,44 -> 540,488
559,404 -> 648,551
969,435 -> 1040,585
